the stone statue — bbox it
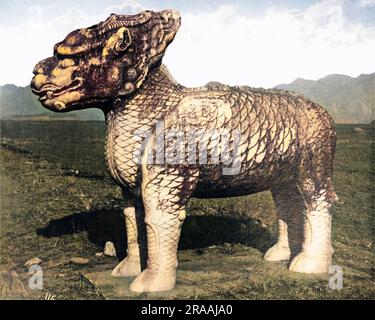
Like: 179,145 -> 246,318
31,9 -> 337,293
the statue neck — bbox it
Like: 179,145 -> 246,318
137,63 -> 183,93
107,64 -> 184,120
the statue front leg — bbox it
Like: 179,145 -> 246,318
112,196 -> 147,277
130,166 -> 199,293
129,207 -> 184,292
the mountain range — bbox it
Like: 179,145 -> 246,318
0,72 -> 374,123
276,73 -> 374,124
0,84 -> 104,121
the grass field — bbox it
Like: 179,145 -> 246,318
0,120 -> 374,299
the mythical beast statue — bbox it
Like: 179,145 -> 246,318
31,9 -> 337,293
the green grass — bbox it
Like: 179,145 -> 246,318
0,120 -> 374,299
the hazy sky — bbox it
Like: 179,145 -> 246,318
0,0 -> 374,88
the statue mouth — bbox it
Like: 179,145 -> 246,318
31,77 -> 83,102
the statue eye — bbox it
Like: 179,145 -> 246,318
115,28 -> 131,52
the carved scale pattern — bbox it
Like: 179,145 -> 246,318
105,64 -> 336,210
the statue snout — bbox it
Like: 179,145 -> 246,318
32,57 -> 56,76
31,57 -> 57,91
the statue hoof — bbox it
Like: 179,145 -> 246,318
129,269 -> 176,293
111,257 -> 142,277
264,243 -> 291,262
289,252 -> 331,274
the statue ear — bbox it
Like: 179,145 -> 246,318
102,27 -> 131,57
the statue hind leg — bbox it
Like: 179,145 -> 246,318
289,137 -> 336,273
264,182 -> 304,262
288,183 -> 335,273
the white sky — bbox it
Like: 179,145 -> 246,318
0,0 -> 374,88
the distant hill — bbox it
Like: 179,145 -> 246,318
276,73 -> 375,124
0,84 -> 104,121
1,72 -> 374,123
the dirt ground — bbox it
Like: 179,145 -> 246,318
0,121 -> 374,299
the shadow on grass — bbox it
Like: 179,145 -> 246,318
36,209 -> 275,260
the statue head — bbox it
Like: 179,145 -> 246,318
30,9 -> 181,112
